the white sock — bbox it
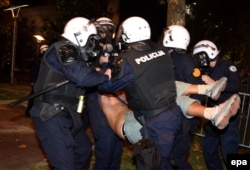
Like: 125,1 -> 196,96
198,84 -> 213,95
204,107 -> 218,120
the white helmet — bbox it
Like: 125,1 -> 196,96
192,40 -> 220,60
62,17 -> 97,47
119,16 -> 151,43
96,17 -> 113,24
163,25 -> 190,50
95,17 -> 115,38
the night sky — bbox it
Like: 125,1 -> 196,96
10,0 -> 49,6
120,0 -> 166,42
12,0 -> 167,41
11,0 -> 250,43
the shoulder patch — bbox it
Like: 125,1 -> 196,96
229,65 -> 237,72
192,67 -> 201,77
58,45 -> 80,64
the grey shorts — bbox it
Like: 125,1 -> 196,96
123,111 -> 143,144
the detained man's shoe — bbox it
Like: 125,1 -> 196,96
211,94 -> 241,129
206,77 -> 227,100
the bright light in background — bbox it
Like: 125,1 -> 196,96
33,35 -> 45,42
33,35 -> 45,57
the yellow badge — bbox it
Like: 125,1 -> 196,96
192,68 -> 201,77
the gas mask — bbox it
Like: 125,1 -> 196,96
193,52 -> 211,75
79,35 -> 102,65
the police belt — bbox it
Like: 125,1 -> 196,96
43,94 -> 78,105
138,99 -> 177,119
35,101 -> 67,121
35,100 -> 83,136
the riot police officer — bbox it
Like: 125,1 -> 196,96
29,17 -> 111,170
85,17 -> 123,170
193,40 -> 241,170
99,16 -> 183,169
163,25 -> 203,170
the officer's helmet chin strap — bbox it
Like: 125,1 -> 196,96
71,33 -> 87,63
79,47 -> 89,64
74,34 -> 101,66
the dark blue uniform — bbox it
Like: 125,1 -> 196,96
30,41 -> 110,170
202,58 -> 240,170
84,29 -> 124,169
99,40 -> 183,170
170,51 -> 204,170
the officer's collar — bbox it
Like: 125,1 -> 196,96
130,41 -> 151,51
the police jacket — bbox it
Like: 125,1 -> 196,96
171,51 -> 202,84
206,57 -> 240,106
99,40 -> 177,117
31,40 -> 109,120
171,50 -> 204,101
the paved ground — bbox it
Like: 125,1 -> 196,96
0,82 -> 49,170
0,74 -> 97,170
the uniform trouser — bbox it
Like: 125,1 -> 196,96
169,81 -> 200,169
144,105 -> 183,170
86,91 -> 123,170
203,111 -> 241,170
170,117 -> 199,170
32,112 -> 92,170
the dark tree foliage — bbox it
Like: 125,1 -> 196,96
10,0 -> 49,6
186,0 -> 250,69
0,3 -> 13,71
42,0 -> 111,43
0,0 -> 111,73
1,0 -> 249,72
120,0 -> 166,42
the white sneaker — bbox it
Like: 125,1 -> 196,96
206,77 -> 227,100
211,94 -> 241,129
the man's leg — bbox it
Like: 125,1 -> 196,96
100,92 -> 240,145
176,77 -> 227,100
177,94 -> 241,129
